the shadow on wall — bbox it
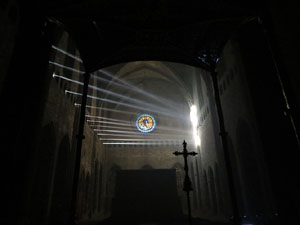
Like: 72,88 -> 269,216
29,122 -> 56,225
50,135 -> 72,225
236,118 -> 265,216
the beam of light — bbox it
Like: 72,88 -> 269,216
94,129 -> 136,134
53,73 -> 83,85
96,129 -> 187,137
97,133 -> 185,138
55,74 -> 182,118
95,130 -> 190,138
102,142 -> 181,145
49,63 -> 186,116
89,120 -> 193,135
51,45 -> 83,62
98,129 -> 138,134
97,133 -> 187,138
90,74 -> 178,111
101,133 -> 182,139
75,103 -> 137,115
66,90 -> 82,96
49,61 -> 84,74
95,128 -> 190,136
88,120 -> 131,126
86,115 -> 192,135
66,90 -> 183,119
88,120 -> 133,127
190,105 -> 201,147
90,123 -> 192,134
86,116 -> 131,123
88,83 -> 176,115
103,142 -> 152,145
98,69 -> 181,110
91,125 -> 135,131
92,71 -> 181,111
149,125 -> 193,134
85,115 -> 131,124
68,90 -> 160,114
99,138 -> 180,141
86,120 -> 133,126
97,133 -> 142,137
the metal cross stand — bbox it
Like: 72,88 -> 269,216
173,140 -> 197,225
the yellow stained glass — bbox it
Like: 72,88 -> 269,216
136,114 -> 156,133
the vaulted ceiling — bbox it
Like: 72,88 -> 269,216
93,61 -> 196,146
46,0 -> 261,72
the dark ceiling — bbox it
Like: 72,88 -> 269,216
46,0 -> 261,72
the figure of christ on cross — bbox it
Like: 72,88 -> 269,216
173,140 -> 197,225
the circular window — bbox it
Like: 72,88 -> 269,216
136,114 -> 156,133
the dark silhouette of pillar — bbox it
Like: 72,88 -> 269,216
70,72 -> 91,224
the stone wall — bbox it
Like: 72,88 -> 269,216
216,36 -> 276,223
16,26 -> 277,224
189,68 -> 231,222
0,0 -> 20,93
99,62 -> 232,222
19,30 -> 108,224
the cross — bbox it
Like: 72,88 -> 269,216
173,140 -> 197,225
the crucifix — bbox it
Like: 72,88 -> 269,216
173,140 -> 197,225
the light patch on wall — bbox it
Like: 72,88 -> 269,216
190,105 -> 201,147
